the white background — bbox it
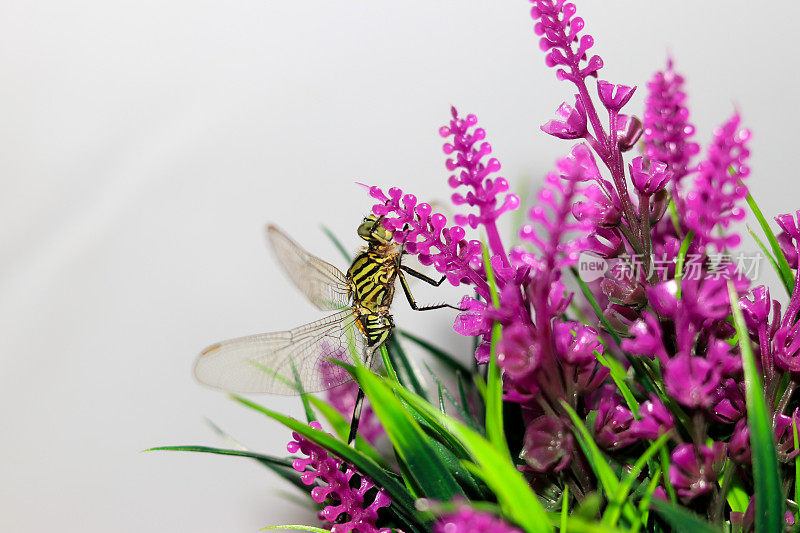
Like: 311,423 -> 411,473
1,1 -> 797,531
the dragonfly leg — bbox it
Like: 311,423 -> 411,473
397,269 -> 462,311
399,264 -> 447,286
346,346 -> 379,446
347,388 -> 366,445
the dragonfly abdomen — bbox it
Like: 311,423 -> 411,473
356,312 -> 394,347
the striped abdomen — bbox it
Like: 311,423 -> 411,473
358,312 -> 395,347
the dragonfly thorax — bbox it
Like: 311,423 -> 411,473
347,248 -> 400,313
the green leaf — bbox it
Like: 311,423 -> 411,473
794,419 -> 800,524
560,402 -> 638,526
262,525 -> 330,533
745,190 -> 794,295
229,395 -> 423,530
145,445 -> 309,492
724,470 -> 750,514
380,344 -> 401,384
650,500 -> 722,533
561,484 -> 569,532
320,225 -> 351,262
570,266 -> 622,347
288,359 -> 317,424
305,395 -> 383,465
351,364 -> 466,501
481,241 -> 508,459
560,519 -> 627,533
632,468 -> 662,533
560,402 -> 620,497
658,447 -> 677,503
424,364 -> 483,433
729,281 -> 784,532
384,373 -> 553,533
592,348 -> 639,415
397,329 -> 471,376
386,335 -> 428,399
457,371 -> 484,433
674,231 -> 694,299
748,226 -> 783,288
603,433 -> 669,524
144,445 -> 294,469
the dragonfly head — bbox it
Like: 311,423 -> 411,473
357,215 -> 394,245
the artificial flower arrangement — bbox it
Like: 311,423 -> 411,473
152,1 -> 800,532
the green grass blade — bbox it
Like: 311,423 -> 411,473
288,359 -> 317,423
481,241 -> 509,459
560,402 -> 620,496
352,364 -> 466,501
386,335 -> 428,399
380,344 -> 400,384
794,419 -> 800,524
560,402 -> 639,525
593,348 -> 639,415
385,374 -> 553,533
145,445 -> 309,492
305,395 -> 383,465
457,371 -> 484,432
320,225 -> 351,262
745,190 -> 794,295
229,395 -> 422,527
667,198 -> 682,236
263,525 -> 330,533
604,434 -> 669,524
145,445 -> 293,467
650,500 -> 722,533
397,329 -> 471,376
674,231 -> 694,299
748,226 -> 782,286
658,447 -> 677,503
632,468 -> 662,533
729,281 -> 784,532
723,469 -> 749,514
561,484 -> 570,532
424,365 -> 482,433
570,267 -> 622,346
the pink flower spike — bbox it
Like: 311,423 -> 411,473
597,80 -> 636,112
541,95 -> 587,139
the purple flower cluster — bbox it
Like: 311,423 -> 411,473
643,59 -> 699,182
682,113 -> 751,251
435,508 -> 523,533
288,422 -> 391,533
441,107 -> 520,260
361,0 -> 779,523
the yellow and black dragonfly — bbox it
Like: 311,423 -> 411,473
194,215 -> 456,443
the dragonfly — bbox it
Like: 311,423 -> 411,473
194,215 -> 458,443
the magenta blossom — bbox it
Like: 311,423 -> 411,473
669,442 -> 726,502
542,95 -> 588,139
643,59 -> 699,181
435,508 -> 523,533
597,80 -> 636,112
664,353 -> 721,409
288,422 -> 391,533
629,156 -> 672,196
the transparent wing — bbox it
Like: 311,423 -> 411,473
194,309 -> 375,395
267,225 -> 351,311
